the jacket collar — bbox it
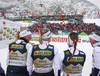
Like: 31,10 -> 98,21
20,37 -> 28,43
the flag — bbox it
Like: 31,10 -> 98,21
59,11 -> 62,14
37,11 -> 39,15
56,11 -> 58,14
29,12 -> 32,15
62,11 -> 64,14
45,11 -> 47,15
68,11 -> 70,14
83,11 -> 86,15
34,12 -> 36,15
95,11 -> 98,15
17,12 -> 20,16
98,11 -> 100,15
71,11 -> 73,14
4,13 -> 6,16
65,11 -> 67,15
22,12 -> 25,16
48,11 -> 49,15
40,11 -> 42,14
15,13 -> 17,16
49,11 -> 53,15
53,12 -> 56,15
27,12 -> 29,15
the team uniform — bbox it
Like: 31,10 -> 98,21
6,38 -> 32,76
60,47 -> 86,76
27,40 -> 60,76
92,42 -> 100,76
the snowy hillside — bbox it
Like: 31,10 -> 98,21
0,0 -> 100,18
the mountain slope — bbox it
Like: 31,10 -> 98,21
0,0 -> 100,18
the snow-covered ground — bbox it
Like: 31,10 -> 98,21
0,41 -> 93,76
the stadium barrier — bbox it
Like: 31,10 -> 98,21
32,34 -> 89,43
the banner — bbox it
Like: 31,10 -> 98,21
32,35 -> 83,43
0,19 -> 20,49
51,37 -> 67,42
81,36 -> 89,43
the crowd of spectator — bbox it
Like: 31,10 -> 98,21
27,20 -> 98,33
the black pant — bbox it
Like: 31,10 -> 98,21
6,66 -> 29,76
92,67 -> 100,76
0,72 -> 5,76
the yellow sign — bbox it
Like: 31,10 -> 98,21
11,44 -> 24,49
34,45 -> 37,49
32,37 -> 39,41
34,50 -> 52,56
67,57 -> 84,61
66,51 -> 69,55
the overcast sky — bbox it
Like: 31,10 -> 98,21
87,0 -> 100,9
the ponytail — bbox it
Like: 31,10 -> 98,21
68,39 -> 77,61
68,33 -> 78,61
8,31 -> 20,45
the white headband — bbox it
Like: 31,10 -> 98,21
90,32 -> 100,41
20,29 -> 31,37
67,35 -> 78,46
42,30 -> 52,39
67,36 -> 74,46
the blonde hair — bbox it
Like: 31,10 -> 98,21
39,28 -> 50,44
9,32 -> 20,45
29,42 -> 35,46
